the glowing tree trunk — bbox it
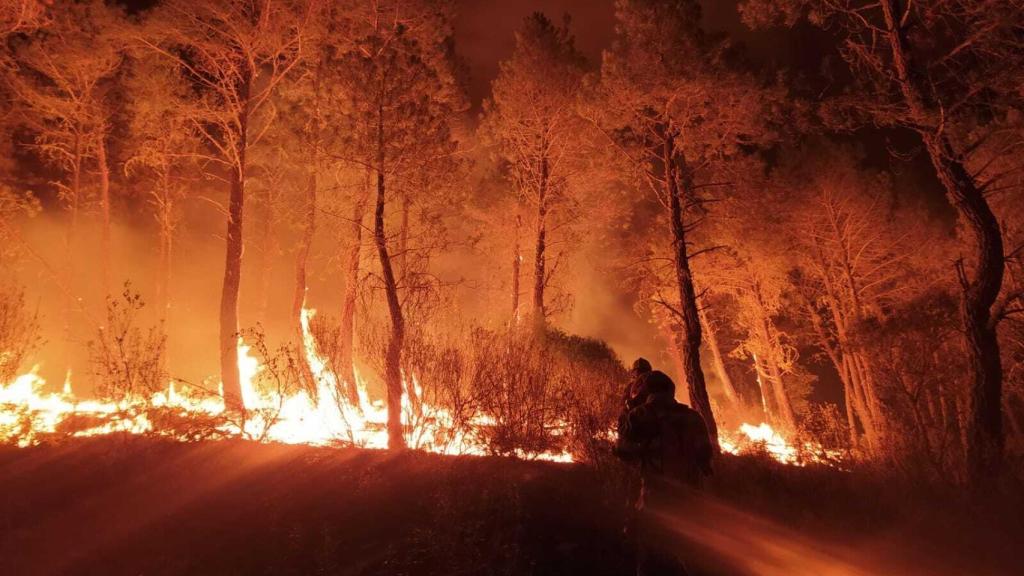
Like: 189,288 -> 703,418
532,152 -> 549,334
665,133 -> 719,450
96,127 -> 111,295
375,110 -> 406,450
292,63 -> 321,393
338,178 -> 368,406
253,187 -> 275,325
218,73 -> 251,413
698,305 -> 740,408
62,133 -> 83,376
511,213 -> 522,324
750,290 -> 797,432
292,169 -> 317,391
154,169 -> 173,320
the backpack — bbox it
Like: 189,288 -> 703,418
646,405 -> 707,485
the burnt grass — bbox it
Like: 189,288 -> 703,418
2,438 -> 1023,576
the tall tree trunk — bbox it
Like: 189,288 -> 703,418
292,169 -> 317,392
751,352 -> 775,422
155,173 -> 173,381
765,349 -> 798,433
155,171 -> 173,321
698,304 -> 740,408
664,134 -> 719,449
801,294 -> 860,447
399,194 -> 410,285
96,127 -> 111,296
338,176 -> 369,406
293,60 -> 321,394
396,193 -> 422,418
532,153 -> 549,334
511,213 -> 522,325
660,318 -> 690,404
219,76 -> 251,413
62,135 -> 82,380
254,189 -> 273,324
376,107 -> 406,449
880,0 -> 1005,483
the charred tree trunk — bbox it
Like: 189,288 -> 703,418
96,127 -> 111,296
375,106 -> 406,450
880,0 -> 1005,483
664,133 -> 719,449
218,73 -> 251,413
338,176 -> 369,406
532,152 -> 549,335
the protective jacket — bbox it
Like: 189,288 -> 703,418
621,392 -> 712,486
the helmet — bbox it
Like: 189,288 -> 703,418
644,370 -> 676,396
631,357 -> 652,374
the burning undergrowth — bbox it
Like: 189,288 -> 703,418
0,285 -> 618,460
0,286 -> 842,467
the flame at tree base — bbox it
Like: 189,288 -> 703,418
720,422 -> 844,466
0,308 -> 573,462
0,308 -> 837,467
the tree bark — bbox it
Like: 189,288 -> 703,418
254,188 -> 273,325
155,170 -> 173,321
751,352 -> 775,422
218,73 -> 251,413
96,127 -> 111,296
698,305 -> 741,408
293,60 -> 322,395
532,152 -> 549,334
338,175 -> 369,406
62,134 -> 83,378
664,133 -> 719,449
880,0 -> 1005,483
765,347 -> 797,433
376,106 -> 406,450
292,169 -> 317,392
512,213 -> 522,325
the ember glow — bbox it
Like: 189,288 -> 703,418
0,307 -> 574,462
719,422 -> 843,467
0,308 -> 825,468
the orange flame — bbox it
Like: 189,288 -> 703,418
0,307 -> 574,462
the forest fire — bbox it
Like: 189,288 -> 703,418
0,307 -> 577,461
0,306 -> 821,467
2,0 -> 1023,573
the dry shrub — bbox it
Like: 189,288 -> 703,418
798,402 -> 848,452
401,326 -> 625,460
342,316 -> 625,459
0,282 -> 41,384
88,283 -> 167,402
236,325 -> 306,441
